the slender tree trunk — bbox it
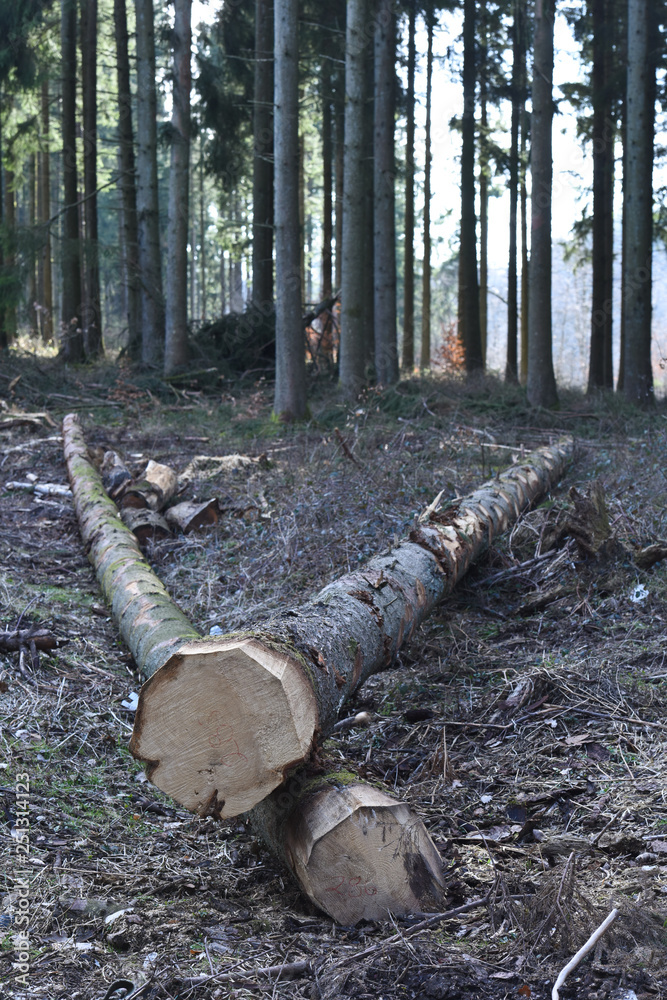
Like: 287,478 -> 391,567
588,0 -> 615,392
3,163 -> 17,343
478,0 -> 488,365
252,0 -> 274,312
526,0 -> 558,408
373,0 -> 398,386
81,0 -> 103,358
420,15 -> 433,370
0,110 -> 5,350
39,81 -> 54,344
164,0 -> 192,375
334,100 -> 344,293
402,0 -> 416,372
61,0 -> 83,360
506,0 -> 524,383
199,145 -> 206,325
321,75 -> 333,300
622,0 -> 654,404
520,101 -> 529,383
459,0 -> 483,373
135,0 -> 164,366
340,0 -> 368,397
220,249 -> 226,315
273,0 -> 307,419
362,41 -> 374,367
114,0 -> 140,355
27,155 -> 38,335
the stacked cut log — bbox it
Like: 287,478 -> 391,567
99,449 -> 223,542
63,413 -> 574,922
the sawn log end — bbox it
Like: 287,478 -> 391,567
129,636 -> 318,818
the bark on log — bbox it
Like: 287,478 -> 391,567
130,436 -> 573,817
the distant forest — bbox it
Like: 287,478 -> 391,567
0,0 -> 664,416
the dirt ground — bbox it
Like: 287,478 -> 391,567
2,357 -> 667,1000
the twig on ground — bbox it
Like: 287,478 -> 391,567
334,427 -> 362,467
182,959 -> 312,989
329,896 -> 491,970
551,908 -> 618,1000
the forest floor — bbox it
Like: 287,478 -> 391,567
1,355 -> 667,1000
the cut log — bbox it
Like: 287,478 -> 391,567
120,507 -> 172,544
144,460 -> 178,506
165,498 -> 219,533
131,437 -> 574,817
63,412 -> 572,818
251,778 -> 444,924
100,450 -> 133,501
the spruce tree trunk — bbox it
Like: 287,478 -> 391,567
458,0 -> 483,373
622,0 -> 654,404
362,41 -> 374,367
340,0 -> 368,397
60,0 -> 83,361
273,0 -> 307,419
164,0 -> 192,375
131,440 -> 574,819
520,101 -> 529,384
252,0 -> 274,312
588,0 -> 615,392
27,155 -> 38,336
63,412 -> 572,823
506,0 -> 525,383
321,75 -> 333,300
81,0 -> 103,358
402,1 -> 416,372
135,0 -> 165,367
334,100 -> 344,293
526,0 -> 558,409
420,15 -> 433,370
478,0 -> 488,366
373,0 -> 398,386
199,147 -> 207,325
114,0 -> 140,356
39,81 -> 54,344
0,109 -> 5,350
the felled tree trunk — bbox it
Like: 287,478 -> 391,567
130,438 -> 573,818
64,415 -> 572,921
252,778 -> 444,924
63,414 -> 446,922
65,413 -> 572,820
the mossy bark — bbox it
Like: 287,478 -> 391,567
63,414 -> 200,678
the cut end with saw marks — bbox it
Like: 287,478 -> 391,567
129,637 -> 318,818
285,783 -> 444,924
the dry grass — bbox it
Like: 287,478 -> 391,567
1,358 -> 667,999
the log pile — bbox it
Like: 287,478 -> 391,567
63,413 -> 574,922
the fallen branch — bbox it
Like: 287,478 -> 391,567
183,958 -> 312,990
551,907 -> 618,1000
0,628 -> 67,655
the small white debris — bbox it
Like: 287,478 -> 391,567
629,584 -> 649,604
209,625 -> 224,636
121,692 -> 139,712
480,794 -> 493,804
